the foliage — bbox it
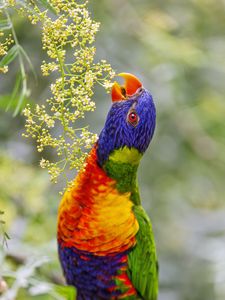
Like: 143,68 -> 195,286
1,0 -> 115,184
21,0 -> 115,184
0,2 -> 32,115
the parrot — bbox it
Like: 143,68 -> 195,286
57,73 -> 158,300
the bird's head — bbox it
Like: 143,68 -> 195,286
97,73 -> 156,166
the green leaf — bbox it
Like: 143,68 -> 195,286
36,0 -> 57,14
0,93 -> 29,113
19,46 -> 37,81
0,19 -> 12,30
0,45 -> 18,67
6,73 -> 22,111
13,88 -> 28,116
0,95 -> 12,110
54,285 -> 77,300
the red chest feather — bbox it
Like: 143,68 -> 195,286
57,147 -> 139,256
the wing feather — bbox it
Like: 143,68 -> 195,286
128,205 -> 158,300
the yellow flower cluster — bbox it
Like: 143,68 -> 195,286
22,0 -> 115,184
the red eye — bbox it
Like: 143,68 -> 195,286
127,110 -> 139,126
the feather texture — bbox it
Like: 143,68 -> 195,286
58,147 -> 140,298
57,80 -> 158,299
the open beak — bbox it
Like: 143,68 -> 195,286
111,73 -> 142,102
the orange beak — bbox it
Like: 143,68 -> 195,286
111,73 -> 142,102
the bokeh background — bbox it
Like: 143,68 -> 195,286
1,0 -> 225,299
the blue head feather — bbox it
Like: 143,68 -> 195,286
97,89 -> 156,165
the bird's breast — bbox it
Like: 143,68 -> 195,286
57,147 -> 139,256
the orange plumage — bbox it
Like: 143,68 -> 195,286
57,146 -> 139,255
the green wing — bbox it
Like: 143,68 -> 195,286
128,205 -> 158,300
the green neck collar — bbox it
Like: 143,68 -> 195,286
103,147 -> 142,205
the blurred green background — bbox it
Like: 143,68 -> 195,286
1,0 -> 225,299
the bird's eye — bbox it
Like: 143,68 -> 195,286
127,110 -> 139,126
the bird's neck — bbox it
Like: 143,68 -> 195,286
101,146 -> 142,205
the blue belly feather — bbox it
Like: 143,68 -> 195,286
58,244 -> 129,299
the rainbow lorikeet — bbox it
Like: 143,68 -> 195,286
57,73 -> 158,300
